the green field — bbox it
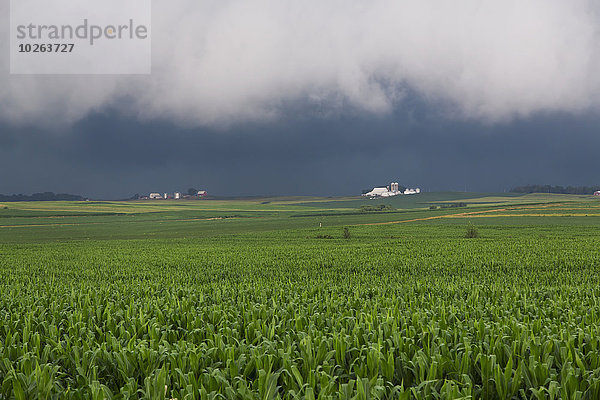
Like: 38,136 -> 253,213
1,193 -> 600,399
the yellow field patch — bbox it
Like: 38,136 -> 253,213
0,216 -> 239,228
358,206 -> 600,226
445,213 -> 600,218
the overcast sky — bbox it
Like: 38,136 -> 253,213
1,1 -> 600,198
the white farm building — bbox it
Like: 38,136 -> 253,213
362,182 -> 421,198
363,187 -> 390,197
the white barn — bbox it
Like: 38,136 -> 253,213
363,187 -> 389,197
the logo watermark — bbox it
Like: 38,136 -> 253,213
10,0 -> 151,74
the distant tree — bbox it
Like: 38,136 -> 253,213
359,204 -> 395,212
343,227 -> 351,239
187,188 -> 198,196
130,194 -> 140,200
465,222 -> 479,238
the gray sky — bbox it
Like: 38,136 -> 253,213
1,1 -> 600,198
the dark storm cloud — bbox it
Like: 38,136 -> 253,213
1,111 -> 599,198
1,1 -> 600,197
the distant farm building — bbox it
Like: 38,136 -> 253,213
363,187 -> 389,197
404,188 -> 421,195
147,189 -> 207,200
594,191 -> 600,196
362,182 -> 420,198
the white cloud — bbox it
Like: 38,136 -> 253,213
1,0 -> 600,127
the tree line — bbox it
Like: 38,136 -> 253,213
510,185 -> 600,195
0,192 -> 85,202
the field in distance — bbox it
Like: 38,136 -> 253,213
1,192 -> 600,398
0,192 -> 594,242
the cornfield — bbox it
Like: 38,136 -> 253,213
1,224 -> 600,399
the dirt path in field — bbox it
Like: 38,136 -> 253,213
358,208 -> 511,226
356,203 -> 594,226
446,213 -> 600,218
171,217 -> 238,222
